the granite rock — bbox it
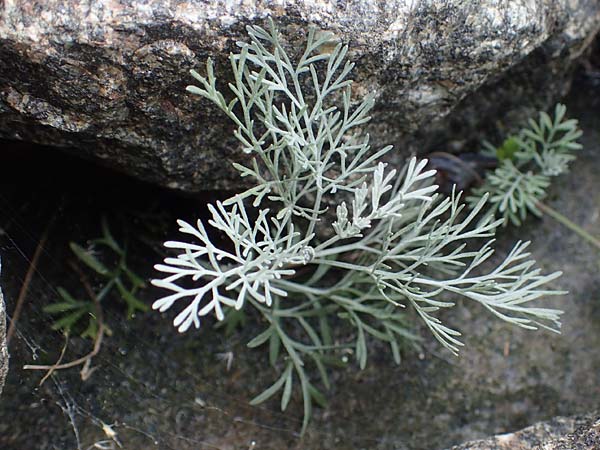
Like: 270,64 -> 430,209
0,1 -> 599,191
445,413 -> 600,450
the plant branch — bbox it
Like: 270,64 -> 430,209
23,261 -> 105,379
536,201 -> 600,251
7,220 -> 52,345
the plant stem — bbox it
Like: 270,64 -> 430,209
536,201 -> 600,251
7,216 -> 54,345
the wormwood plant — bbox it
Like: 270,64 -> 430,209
467,105 -> 600,251
467,104 -> 583,226
152,21 -> 563,431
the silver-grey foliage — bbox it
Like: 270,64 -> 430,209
152,21 -> 563,432
468,104 -> 582,226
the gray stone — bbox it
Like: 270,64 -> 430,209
1,1 -> 599,192
0,279 -> 7,397
445,413 -> 600,450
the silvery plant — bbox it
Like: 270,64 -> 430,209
468,103 -> 582,226
152,20 -> 563,431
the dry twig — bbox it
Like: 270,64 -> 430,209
6,223 -> 51,344
23,261 -> 105,382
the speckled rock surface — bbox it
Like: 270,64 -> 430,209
445,413 -> 600,450
0,280 -> 7,397
1,1 -> 599,191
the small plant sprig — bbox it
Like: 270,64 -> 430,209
153,21 -> 564,432
467,105 -> 582,226
27,218 -> 148,383
468,105 -> 600,251
45,217 -> 148,337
